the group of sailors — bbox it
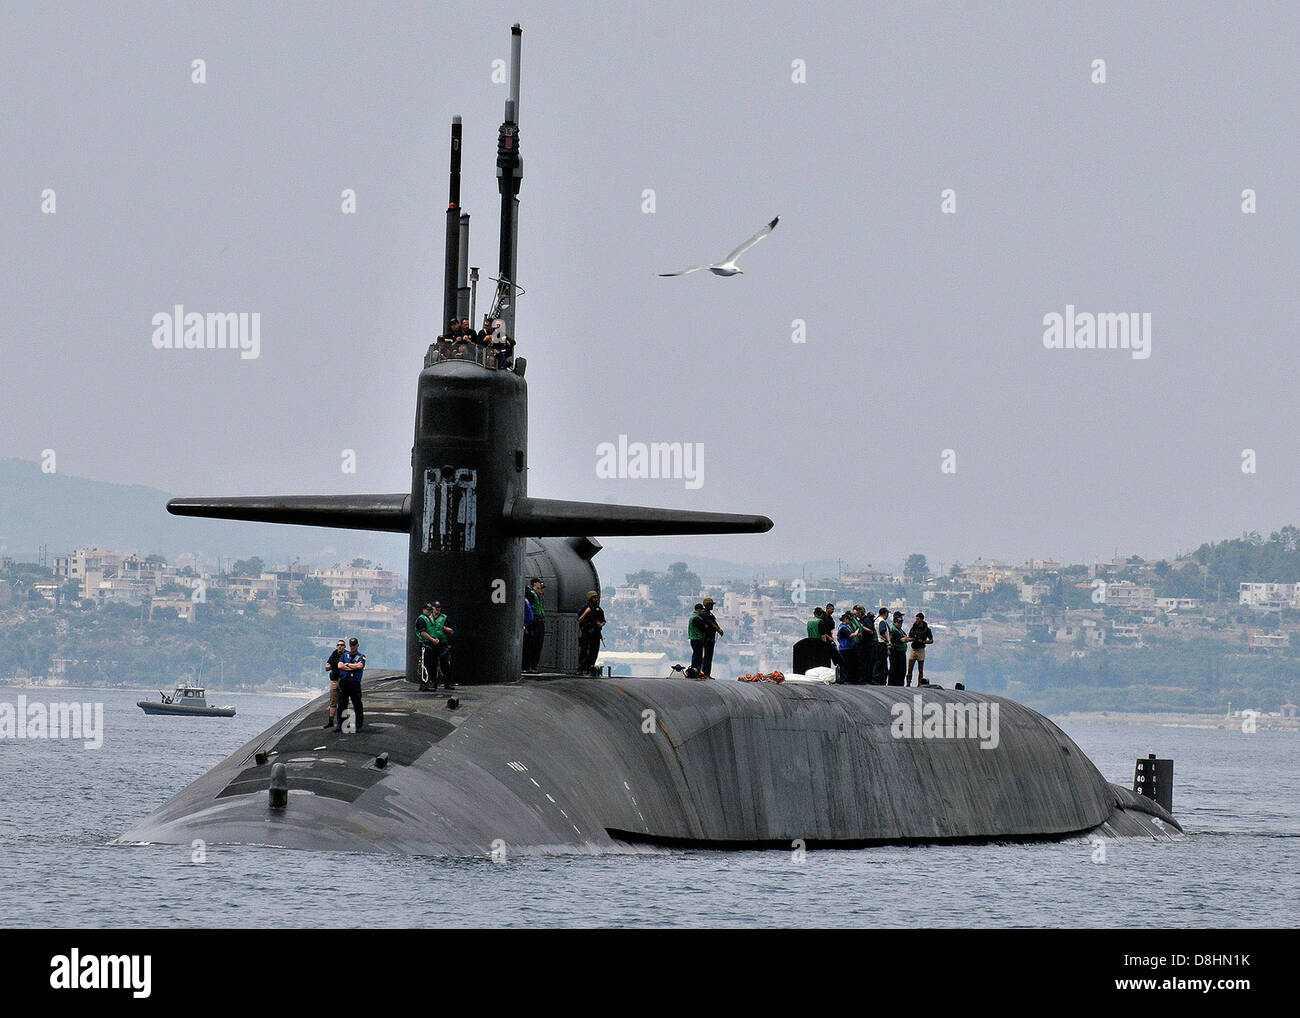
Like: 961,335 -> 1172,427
399,589 -> 933,688
438,315 -> 516,368
809,605 -> 935,686
686,598 -> 724,677
523,581 -> 606,676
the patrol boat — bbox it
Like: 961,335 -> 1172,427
138,685 -> 236,718
119,25 -> 1179,855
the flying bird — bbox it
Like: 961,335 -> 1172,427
659,216 -> 780,277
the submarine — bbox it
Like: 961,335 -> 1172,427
120,25 -> 1180,855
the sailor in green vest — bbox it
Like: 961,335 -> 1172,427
806,608 -> 823,640
698,597 -> 723,677
887,610 -> 910,687
688,602 -> 707,676
416,601 -> 454,690
415,601 -> 438,691
428,604 -> 454,689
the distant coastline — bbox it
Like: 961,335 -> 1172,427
0,680 -> 316,700
1052,709 -> 1299,731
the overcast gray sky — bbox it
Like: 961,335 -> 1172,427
3,1 -> 1296,571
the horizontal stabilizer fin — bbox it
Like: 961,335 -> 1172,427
503,496 -> 772,537
167,494 -> 411,533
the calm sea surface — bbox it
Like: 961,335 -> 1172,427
1,687 -> 1296,928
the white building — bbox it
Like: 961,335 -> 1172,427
310,565 -> 403,599
339,604 -> 405,633
1104,582 -> 1156,611
1238,582 -> 1299,610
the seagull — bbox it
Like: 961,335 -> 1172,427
659,216 -> 779,277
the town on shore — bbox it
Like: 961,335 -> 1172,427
3,528 -> 1300,723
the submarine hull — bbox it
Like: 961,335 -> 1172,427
119,674 -> 1179,854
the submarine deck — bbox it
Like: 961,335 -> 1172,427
118,671 -> 1181,855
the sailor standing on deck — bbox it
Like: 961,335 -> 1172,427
836,613 -> 857,683
323,639 -> 345,727
688,603 -> 707,675
699,597 -> 723,678
415,602 -> 438,691
427,603 -> 454,690
887,611 -> 910,687
523,577 -> 546,672
873,607 -> 891,684
850,606 -> 872,684
907,612 -> 934,686
577,590 -> 605,675
335,638 -> 365,733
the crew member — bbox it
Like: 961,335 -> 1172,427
873,607 -> 891,684
415,602 -> 438,691
907,611 -> 934,686
577,590 -> 605,675
323,639 -> 344,727
335,637 -> 366,733
688,603 -> 707,675
852,606 -> 873,684
491,321 -> 516,368
428,603 -> 454,689
699,597 -> 723,678
888,611 -> 910,687
523,577 -> 546,672
836,613 -> 857,683
806,607 -> 824,640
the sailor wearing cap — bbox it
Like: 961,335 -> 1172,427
698,597 -> 724,679
907,612 -> 934,686
415,601 -> 438,691
577,590 -> 606,675
872,607 -> 891,684
887,611 -> 910,687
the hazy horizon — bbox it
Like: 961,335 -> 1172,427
3,2 -> 1296,568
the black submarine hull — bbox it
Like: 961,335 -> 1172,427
118,673 -> 1179,855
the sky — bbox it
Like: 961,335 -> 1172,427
2,1 -> 1297,572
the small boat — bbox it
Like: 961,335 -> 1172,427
138,685 -> 236,717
